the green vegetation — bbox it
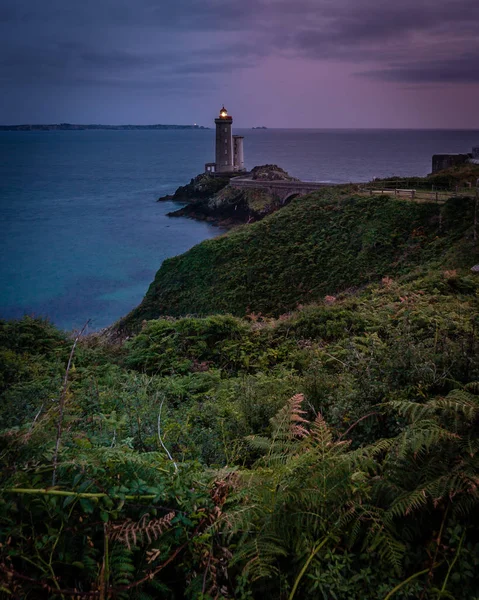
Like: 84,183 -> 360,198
159,172 -> 231,203
2,180 -> 479,598
122,189 -> 479,331
373,163 -> 479,190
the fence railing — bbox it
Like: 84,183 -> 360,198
359,184 -> 479,202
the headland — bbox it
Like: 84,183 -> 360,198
160,164 -> 321,226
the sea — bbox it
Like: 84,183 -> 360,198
1,128 -> 478,331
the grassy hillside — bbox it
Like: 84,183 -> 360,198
120,188 -> 478,331
375,162 -> 479,189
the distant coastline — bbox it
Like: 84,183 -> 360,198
0,123 -> 209,131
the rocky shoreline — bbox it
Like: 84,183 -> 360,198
159,164 -> 301,226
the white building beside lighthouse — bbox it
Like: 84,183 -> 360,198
205,106 -> 246,174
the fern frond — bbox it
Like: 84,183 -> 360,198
388,488 -> 428,518
459,435 -> 479,457
365,521 -> 405,573
245,394 -> 312,467
108,511 -> 175,550
383,400 -> 434,422
395,420 -> 458,457
109,543 -> 136,588
270,393 -> 309,441
365,437 -> 396,458
309,411 -> 333,451
232,535 -> 288,581
245,435 -> 271,452
464,381 -> 479,395
432,391 -> 479,422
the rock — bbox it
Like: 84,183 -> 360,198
471,265 -> 479,273
164,165 -> 300,226
167,173 -> 230,203
250,164 -> 299,182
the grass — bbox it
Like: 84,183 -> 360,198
118,188 -> 479,332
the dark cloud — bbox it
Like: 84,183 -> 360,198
284,0 -> 479,73
0,0 -> 268,89
0,0 -> 478,91
79,50 -> 163,70
0,0 -> 260,31
0,42 -> 260,88
358,50 -> 479,84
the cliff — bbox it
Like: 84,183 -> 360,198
117,189 -> 479,332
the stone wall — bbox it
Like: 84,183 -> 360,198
432,154 -> 470,173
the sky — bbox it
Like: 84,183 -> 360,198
1,0 -> 478,128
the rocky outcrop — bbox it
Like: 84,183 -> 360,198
249,164 -> 299,182
165,165 -> 299,226
157,173 -> 230,203
167,186 -> 285,226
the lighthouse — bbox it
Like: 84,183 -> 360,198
205,106 -> 246,175
215,106 -> 233,172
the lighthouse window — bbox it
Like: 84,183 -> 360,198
225,139 -> 227,144
224,127 -> 227,132
225,149 -> 227,154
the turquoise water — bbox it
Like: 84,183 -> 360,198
1,128 -> 478,330
0,130 -> 222,330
